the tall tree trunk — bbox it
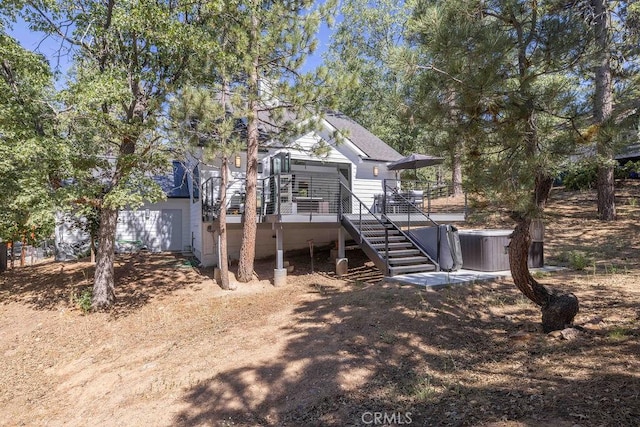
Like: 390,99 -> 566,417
237,8 -> 259,282
217,157 -> 232,290
20,234 -> 26,267
593,0 -> 616,221
509,217 -> 549,306
452,146 -> 463,196
446,89 -> 464,196
92,207 -> 118,309
507,13 -> 579,332
509,172 -> 579,332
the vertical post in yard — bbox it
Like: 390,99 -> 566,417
277,173 -> 281,216
382,179 -> 387,216
308,239 -> 314,273
338,183 -> 343,220
336,227 -> 348,277
273,224 -> 286,286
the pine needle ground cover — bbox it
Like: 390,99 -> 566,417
1,183 -> 639,426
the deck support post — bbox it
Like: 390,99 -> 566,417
274,224 -> 287,286
338,227 -> 346,259
336,227 -> 348,277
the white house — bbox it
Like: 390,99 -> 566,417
55,161 -> 192,259
189,111 -> 406,269
57,112 -> 463,277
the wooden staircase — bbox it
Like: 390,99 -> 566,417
341,214 -> 437,276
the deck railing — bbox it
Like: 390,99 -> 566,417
202,175 -> 466,223
202,173 -> 345,221
262,173 -> 343,219
382,181 -> 439,231
381,179 -> 467,218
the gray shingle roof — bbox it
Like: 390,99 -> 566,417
323,111 -> 403,162
211,93 -> 402,162
154,161 -> 190,198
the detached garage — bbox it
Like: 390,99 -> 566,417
56,161 -> 191,258
116,162 -> 191,253
116,200 -> 189,253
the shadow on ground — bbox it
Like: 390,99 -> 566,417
0,253 -> 203,315
173,277 -> 640,426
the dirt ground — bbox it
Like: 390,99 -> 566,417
1,183 -> 640,426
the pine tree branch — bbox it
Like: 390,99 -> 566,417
414,64 -> 463,84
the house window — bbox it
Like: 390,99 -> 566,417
270,152 -> 290,174
297,181 -> 309,197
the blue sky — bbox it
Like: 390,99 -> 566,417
7,16 -> 334,81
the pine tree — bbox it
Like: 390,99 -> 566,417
170,84 -> 242,290
592,0 -> 616,221
409,0 -> 590,331
14,0 -> 211,308
230,0 -> 338,282
326,0 -> 414,154
406,0 -> 494,195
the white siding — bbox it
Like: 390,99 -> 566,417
351,178 -> 384,212
200,222 -> 217,267
116,199 -> 190,252
55,212 -> 90,246
190,197 -> 202,259
199,222 -> 341,267
194,165 -> 221,260
283,132 -> 352,165
188,160 -> 203,260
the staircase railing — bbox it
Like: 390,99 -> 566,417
383,182 -> 442,271
201,177 -> 219,222
383,181 -> 439,232
383,178 -> 467,219
339,182 -> 390,275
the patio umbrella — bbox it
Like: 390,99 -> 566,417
387,153 -> 444,171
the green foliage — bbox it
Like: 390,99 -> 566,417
559,250 -> 592,271
404,0 -> 591,219
411,375 -> 437,400
0,31 -> 63,243
618,160 -> 640,179
326,0 -> 415,153
562,159 -> 640,190
72,287 -> 93,313
563,160 -> 598,191
6,0 -> 215,306
607,326 -> 632,341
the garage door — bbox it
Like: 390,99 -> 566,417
158,209 -> 183,251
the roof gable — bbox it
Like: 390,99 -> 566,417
213,101 -> 403,163
322,111 -> 403,162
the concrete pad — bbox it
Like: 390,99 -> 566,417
385,266 -> 566,289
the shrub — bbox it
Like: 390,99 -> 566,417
72,288 -> 93,313
563,160 -> 598,190
618,160 -> 640,180
567,250 -> 590,270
